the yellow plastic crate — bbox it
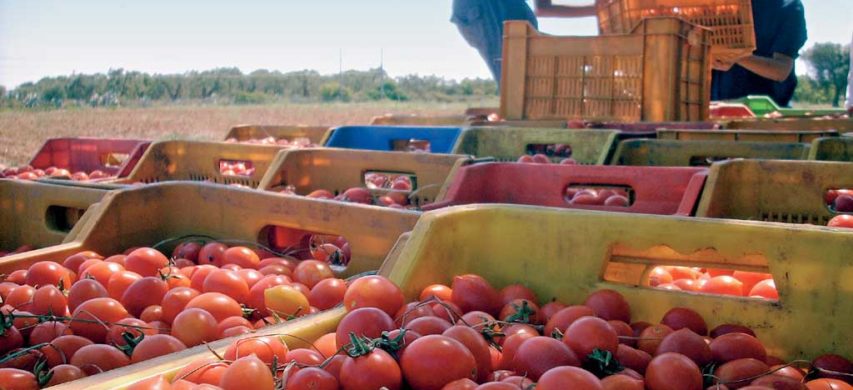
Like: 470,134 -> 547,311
658,128 -> 838,143
380,205 -> 852,360
610,138 -> 810,166
258,148 -> 472,208
0,180 -> 107,254
725,118 -> 853,133
224,124 -> 331,145
695,159 -> 853,225
119,140 -> 286,188
452,127 -> 619,164
0,182 -> 420,278
808,136 -> 853,162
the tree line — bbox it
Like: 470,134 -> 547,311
0,68 -> 498,109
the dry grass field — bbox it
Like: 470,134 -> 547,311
0,101 -> 492,166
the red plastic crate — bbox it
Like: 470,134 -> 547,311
424,162 -> 707,216
29,138 -> 150,178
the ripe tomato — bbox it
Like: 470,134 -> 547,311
121,276 -> 169,317
340,349 -> 402,390
656,329 -> 712,366
804,378 -> 853,390
451,274 -> 502,316
160,287 -> 200,324
203,269 -> 250,304
31,285 -> 68,316
107,318 -> 157,346
407,316 -> 453,336
511,336 -> 580,381
401,335 -> 477,389
69,297 -> 129,343
222,246 -> 260,269
616,344 -> 652,375
67,278 -> 109,313
828,214 -> 853,228
80,261 -> 125,287
499,284 -> 539,306
0,368 -> 38,390
748,279 -> 778,299
812,354 -> 853,382
564,316 -> 619,361
343,275 -> 404,317
172,241 -> 202,263
543,305 -> 595,337
223,336 -> 288,365
198,243 -> 228,266
710,332 -> 767,363
220,355 -> 275,390
0,326 -> 23,355
293,260 -> 335,288
700,275 -> 744,296
713,358 -> 770,389
334,307 -> 395,349
537,366 -> 603,390
645,352 -> 703,390
648,267 -> 673,287
497,332 -> 537,370
660,307 -> 708,336
710,324 -> 756,339
125,248 -> 169,277
171,308 -> 218,347
309,278 -> 347,310
29,321 -> 72,345
287,367 -> 338,390
70,344 -> 130,375
637,324 -> 674,355
107,270 -> 143,301
173,357 -> 228,384
45,364 -> 86,386
601,374 -> 644,390
420,284 -> 453,302
26,261 -> 74,288
499,299 -> 540,325
40,335 -> 93,368
184,292 -> 243,322
63,251 -> 103,273
130,334 -> 187,363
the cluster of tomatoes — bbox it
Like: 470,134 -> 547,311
0,165 -> 110,181
218,161 -> 256,177
649,266 -> 779,299
128,273 -> 851,390
516,154 -> 578,165
0,239 -> 346,388
827,189 -> 853,213
277,175 -> 416,210
224,136 -> 318,148
564,187 -> 631,207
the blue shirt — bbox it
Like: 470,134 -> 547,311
711,0 -> 807,107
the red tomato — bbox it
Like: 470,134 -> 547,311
420,284 -> 453,302
340,349 -> 402,390
616,344 -> 652,375
0,368 -> 38,390
107,270 -> 143,301
498,333 -> 537,370
26,261 -> 73,288
80,261 -> 124,287
31,285 -> 68,316
184,292 -> 243,322
700,275 -> 744,296
710,333 -> 767,363
406,316 -> 452,336
198,242 -> 228,266
69,298 -> 129,343
828,214 -> 853,228
601,374 -> 644,390
499,299 -> 541,325
220,355 -> 275,390
645,352 -> 703,390
172,241 -> 203,263
293,260 -> 335,288
748,279 -> 778,299
713,358 -> 770,389
584,289 -> 631,323
70,344 -> 130,375
443,325 -> 494,383
63,251 -> 103,274
499,284 -> 539,306
222,246 -> 260,269
203,269 -> 250,304
45,364 -> 86,386
660,307 -> 708,336
40,335 -> 93,368
564,316 -> 619,361
286,367 -> 338,390
539,301 -> 568,324
121,276 -> 169,318
171,308 -> 218,347
160,287 -> 200,324
811,354 -> 853,383
343,275 -> 404,317
656,329 -> 712,367
537,366 -> 603,390
130,334 -> 187,363
334,307 -> 395,348
223,336 -> 288,365
637,324 -> 673,355
29,321 -> 72,345
107,318 -> 157,346
401,335 -> 477,390
124,248 -> 169,277
309,278 -> 347,310
451,274 -> 502,316
511,336 -> 580,381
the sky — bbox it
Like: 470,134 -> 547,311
0,0 -> 850,89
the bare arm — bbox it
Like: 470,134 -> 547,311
735,53 -> 796,82
533,0 -> 596,17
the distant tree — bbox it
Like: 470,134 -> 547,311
0,85 -> 6,96
801,42 -> 850,107
42,85 -> 66,106
320,82 -> 352,102
793,75 -> 832,105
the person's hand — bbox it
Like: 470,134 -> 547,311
712,57 -> 736,72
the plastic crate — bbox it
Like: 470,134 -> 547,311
257,148 -> 473,207
380,205 -> 852,360
424,162 -> 707,216
695,159 -> 853,225
732,95 -> 848,118
324,125 -> 463,154
369,114 -> 471,126
118,140 -> 286,188
595,0 -> 755,58
610,138 -> 810,166
452,127 -> 619,164
809,136 -> 853,162
725,118 -> 853,133
0,182 -> 420,279
709,102 -> 755,118
29,137 -> 150,178
658,128 -> 838,143
573,121 -> 720,132
0,180 -> 107,255
224,124 -> 331,145
501,17 -> 711,122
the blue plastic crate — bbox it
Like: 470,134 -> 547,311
324,126 -> 463,153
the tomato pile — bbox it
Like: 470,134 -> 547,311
127,274 -> 852,390
0,165 -> 110,181
826,189 -> 853,213
0,240 -> 347,388
648,266 -> 779,299
218,161 -> 256,177
224,136 -> 318,148
517,153 -> 577,165
276,174 -> 416,210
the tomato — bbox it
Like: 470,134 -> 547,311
656,329 -> 712,366
107,270 -> 143,301
499,299 -> 541,325
407,316 -> 452,336
31,285 -> 68,316
203,269 -> 250,304
401,335 -> 478,389
125,248 -> 169,277
731,271 -> 771,295
499,284 -> 539,306
442,326 -> 493,382
285,348 -> 325,368
309,278 -> 347,310
395,302 -> 435,327
543,305 -> 595,337
46,364 -> 86,386
584,289 -> 631,323
601,374 -> 644,390
334,307 -> 395,348
710,324 -> 756,339
120,276 -> 169,318
340,187 -> 373,204
828,214 -> 853,228
564,316 -> 619,361
160,287 -> 200,324
171,308 -> 218,347
645,352 -> 703,390
312,332 -> 339,358
247,276 -> 291,317
812,354 -> 853,382
220,355 -> 275,390
0,326 -> 23,355
343,275 -> 404,317
637,324 -> 674,355
451,274 -> 502,316
264,284 -> 310,318
223,336 -> 289,365
185,293 -> 243,322
107,318 -> 157,346
222,246 -> 260,269
69,297 -> 129,342
0,368 -> 38,390
190,265 -> 219,291
805,379 -> 853,390
237,269 -> 264,288
70,344 -> 130,375
665,267 -> 701,281
130,334 -> 187,363
66,279 -> 108,313
40,335 -> 93,367
616,344 -> 652,374
710,333 -> 767,363
6,270 -> 27,285
173,241 -> 203,263
540,301 -> 568,324
511,336 -> 580,381
444,378 -> 479,390
608,320 -> 634,347
340,349 -> 402,390
197,243 -> 228,266
287,367 -> 338,390
80,261 -> 125,287
311,243 -> 343,263
26,261 -> 74,288
648,267 -> 673,287
750,374 -> 808,390
714,358 -> 769,389
432,301 -> 464,324
497,333 -> 536,370
661,307 -> 708,336
420,284 -> 453,302
700,275 -> 744,296
672,278 -> 701,292
29,321 -> 71,345
748,279 -> 778,299
63,251 -> 103,273
537,366 -> 603,390
217,316 -> 253,337
161,267 -> 191,289
293,260 -> 335,288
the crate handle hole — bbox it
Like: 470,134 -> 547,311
391,139 -> 431,153
826,189 -> 853,214
564,184 -> 633,207
258,226 -> 350,273
689,156 -> 736,166
101,153 -> 130,168
45,205 -> 86,233
219,159 -> 255,177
